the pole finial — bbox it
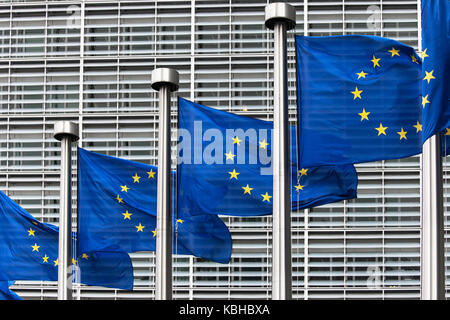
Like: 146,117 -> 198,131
151,68 -> 179,92
265,2 -> 296,30
53,121 -> 79,142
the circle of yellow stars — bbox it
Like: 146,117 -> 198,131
115,168 -> 183,237
27,225 -> 89,267
353,47 -> 425,142
225,136 -> 274,203
225,136 -> 309,199
420,47 -> 441,141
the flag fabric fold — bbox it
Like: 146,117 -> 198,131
0,189 -> 135,297
177,97 -> 357,217
77,147 -> 232,264
421,0 -> 450,142
77,251 -> 134,290
0,282 -> 21,300
296,35 -> 422,167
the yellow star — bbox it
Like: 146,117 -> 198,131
42,254 -> 49,263
397,128 -> 407,140
358,108 -> 370,121
132,173 -> 141,183
259,139 -> 269,149
375,123 -> 388,136
421,48 -> 429,60
82,253 -> 89,260
242,184 -> 253,195
228,169 -> 240,180
422,95 -> 430,108
72,258 -> 77,265
136,223 -> 145,232
27,228 -> 35,237
351,87 -> 363,100
116,195 -> 123,203
122,210 -> 132,220
413,121 -> 422,133
176,219 -> 184,224
356,70 -> 368,79
423,70 -> 435,84
232,136 -> 242,146
54,258 -> 59,266
261,192 -> 272,203
445,128 -> 450,136
120,185 -> 129,192
411,54 -> 419,64
294,184 -> 304,192
152,228 -> 157,237
371,55 -> 381,68
388,47 -> 400,57
299,168 -> 308,177
31,243 -> 40,252
147,169 -> 156,179
224,151 -> 236,161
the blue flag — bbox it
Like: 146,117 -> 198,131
77,148 -> 232,264
421,0 -> 450,142
177,97 -> 357,217
0,189 -> 134,291
0,282 -> 21,300
77,251 -> 134,291
296,35 -> 422,167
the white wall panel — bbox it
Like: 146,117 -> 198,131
0,0 -> 442,300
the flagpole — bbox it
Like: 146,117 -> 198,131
417,0 -> 445,300
265,2 -> 296,300
151,67 -> 179,300
53,121 -> 79,300
421,136 -> 445,300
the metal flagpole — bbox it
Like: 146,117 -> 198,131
265,2 -> 296,300
421,136 -> 445,300
417,0 -> 445,300
53,121 -> 79,300
151,67 -> 179,300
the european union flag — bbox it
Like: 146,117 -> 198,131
177,97 -> 357,217
77,148 -> 232,264
0,189 -> 59,283
421,0 -> 450,142
296,35 -> 422,167
0,189 -> 134,296
77,251 -> 134,291
0,282 -> 21,300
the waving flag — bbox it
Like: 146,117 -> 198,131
177,97 -> 357,217
296,35 -> 422,167
77,148 -> 232,264
421,0 -> 450,142
0,282 -> 21,300
0,189 -> 134,297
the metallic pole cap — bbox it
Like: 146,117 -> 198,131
53,121 -> 79,142
151,68 -> 179,92
265,2 -> 296,30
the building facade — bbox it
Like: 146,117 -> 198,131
0,0 -> 447,299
